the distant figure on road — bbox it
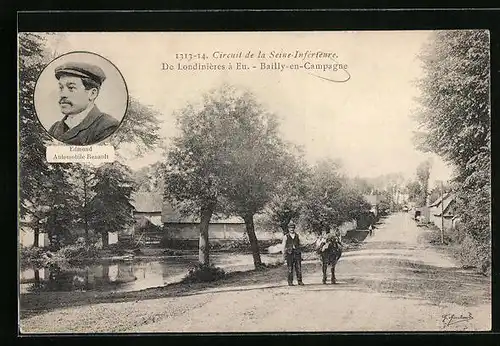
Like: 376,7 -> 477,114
282,222 -> 303,286
315,228 -> 343,284
368,224 -> 374,236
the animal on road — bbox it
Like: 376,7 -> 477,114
315,231 -> 343,284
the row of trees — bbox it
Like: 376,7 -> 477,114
162,84 -> 372,269
19,33 -> 161,250
352,173 -> 407,212
412,30 -> 491,271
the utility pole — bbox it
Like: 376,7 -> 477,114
440,181 -> 445,244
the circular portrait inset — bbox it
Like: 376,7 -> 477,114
34,51 -> 128,146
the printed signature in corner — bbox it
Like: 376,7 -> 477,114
441,312 -> 473,327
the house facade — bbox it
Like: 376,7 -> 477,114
19,216 -> 50,248
363,194 -> 379,216
121,192 -> 282,247
19,226 -> 49,248
118,191 -> 164,245
429,193 -> 457,231
162,200 -> 281,246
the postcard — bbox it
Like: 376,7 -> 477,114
18,30 -> 491,333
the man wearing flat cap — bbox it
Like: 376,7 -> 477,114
281,222 -> 304,286
48,62 -> 120,145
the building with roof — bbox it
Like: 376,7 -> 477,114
131,191 -> 164,228
121,191 -> 281,247
363,194 -> 386,217
429,192 -> 457,231
162,200 -> 280,247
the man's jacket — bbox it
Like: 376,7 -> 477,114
48,105 -> 120,145
283,233 -> 301,255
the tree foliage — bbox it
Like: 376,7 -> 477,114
302,159 -> 371,235
18,33 -> 53,220
18,33 -> 77,248
413,30 -> 490,180
133,161 -> 166,193
164,84 -> 244,264
219,85 -> 291,267
104,96 -> 162,158
406,181 -> 422,203
265,147 -> 310,234
165,83 -> 292,267
415,159 -> 433,206
413,30 -> 491,272
164,84 -> 239,217
89,162 -> 135,247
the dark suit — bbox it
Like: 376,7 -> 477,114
283,233 -> 303,284
48,105 -> 120,145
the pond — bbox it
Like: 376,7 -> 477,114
19,253 -> 282,294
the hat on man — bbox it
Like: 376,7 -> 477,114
55,62 -> 106,86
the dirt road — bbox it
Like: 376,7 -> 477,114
21,212 -> 491,333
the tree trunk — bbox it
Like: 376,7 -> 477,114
199,204 -> 214,265
102,264 -> 110,282
280,216 -> 292,235
34,269 -> 40,288
243,214 -> 262,268
33,225 -> 40,248
83,172 -> 89,243
280,224 -> 288,235
101,231 -> 109,248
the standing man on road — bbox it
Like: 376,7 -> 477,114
282,222 -> 304,286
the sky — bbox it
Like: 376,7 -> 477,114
40,31 -> 454,188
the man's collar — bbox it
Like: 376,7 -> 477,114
63,104 -> 95,129
58,105 -> 102,141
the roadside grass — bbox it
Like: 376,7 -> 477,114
417,222 -> 489,275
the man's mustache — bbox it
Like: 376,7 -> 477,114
59,99 -> 72,105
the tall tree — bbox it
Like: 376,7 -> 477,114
415,159 -> 433,206
18,33 -> 75,248
165,84 -> 290,268
413,30 -> 490,271
41,166 -> 78,249
18,33 -> 52,224
220,86 -> 289,268
72,165 -> 97,242
89,162 -> 135,248
406,181 -> 422,203
265,147 -> 310,234
164,84 -> 237,265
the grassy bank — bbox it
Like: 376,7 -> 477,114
416,222 -> 489,276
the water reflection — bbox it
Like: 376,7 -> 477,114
20,253 -> 281,294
